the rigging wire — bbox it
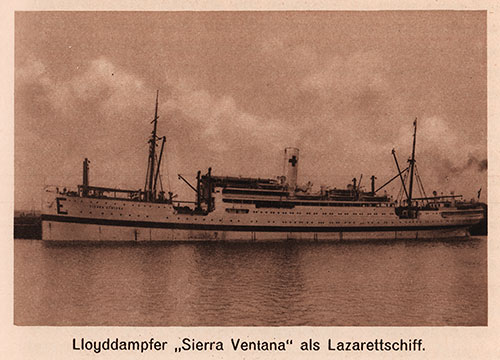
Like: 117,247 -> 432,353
163,147 -> 172,194
414,164 -> 428,201
159,173 -> 164,193
397,176 -> 404,203
144,156 -> 151,193
397,171 -> 409,204
415,170 -> 424,199
79,142 -> 149,188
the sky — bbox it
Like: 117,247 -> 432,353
14,11 -> 487,210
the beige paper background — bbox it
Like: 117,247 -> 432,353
2,0 -> 499,359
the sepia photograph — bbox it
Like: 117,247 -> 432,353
14,11 -> 487,327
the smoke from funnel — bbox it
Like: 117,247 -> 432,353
462,155 -> 487,173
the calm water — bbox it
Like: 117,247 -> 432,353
14,237 -> 487,326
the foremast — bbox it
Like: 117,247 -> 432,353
144,90 -> 166,202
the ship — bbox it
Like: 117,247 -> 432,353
41,92 -> 485,241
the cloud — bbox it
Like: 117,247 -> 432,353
15,49 -> 486,208
16,56 -> 303,204
14,13 -> 487,210
162,74 -> 301,182
16,57 -> 153,192
259,35 -> 318,72
302,50 -> 389,97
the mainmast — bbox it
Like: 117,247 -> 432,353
407,118 -> 417,207
145,90 -> 160,201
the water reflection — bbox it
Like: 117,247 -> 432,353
188,243 -> 305,325
14,237 -> 487,326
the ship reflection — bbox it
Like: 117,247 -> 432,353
189,242 -> 305,326
14,238 -> 487,326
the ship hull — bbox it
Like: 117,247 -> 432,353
42,215 -> 470,242
41,190 -> 481,242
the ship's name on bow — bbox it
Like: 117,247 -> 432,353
89,205 -> 124,211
